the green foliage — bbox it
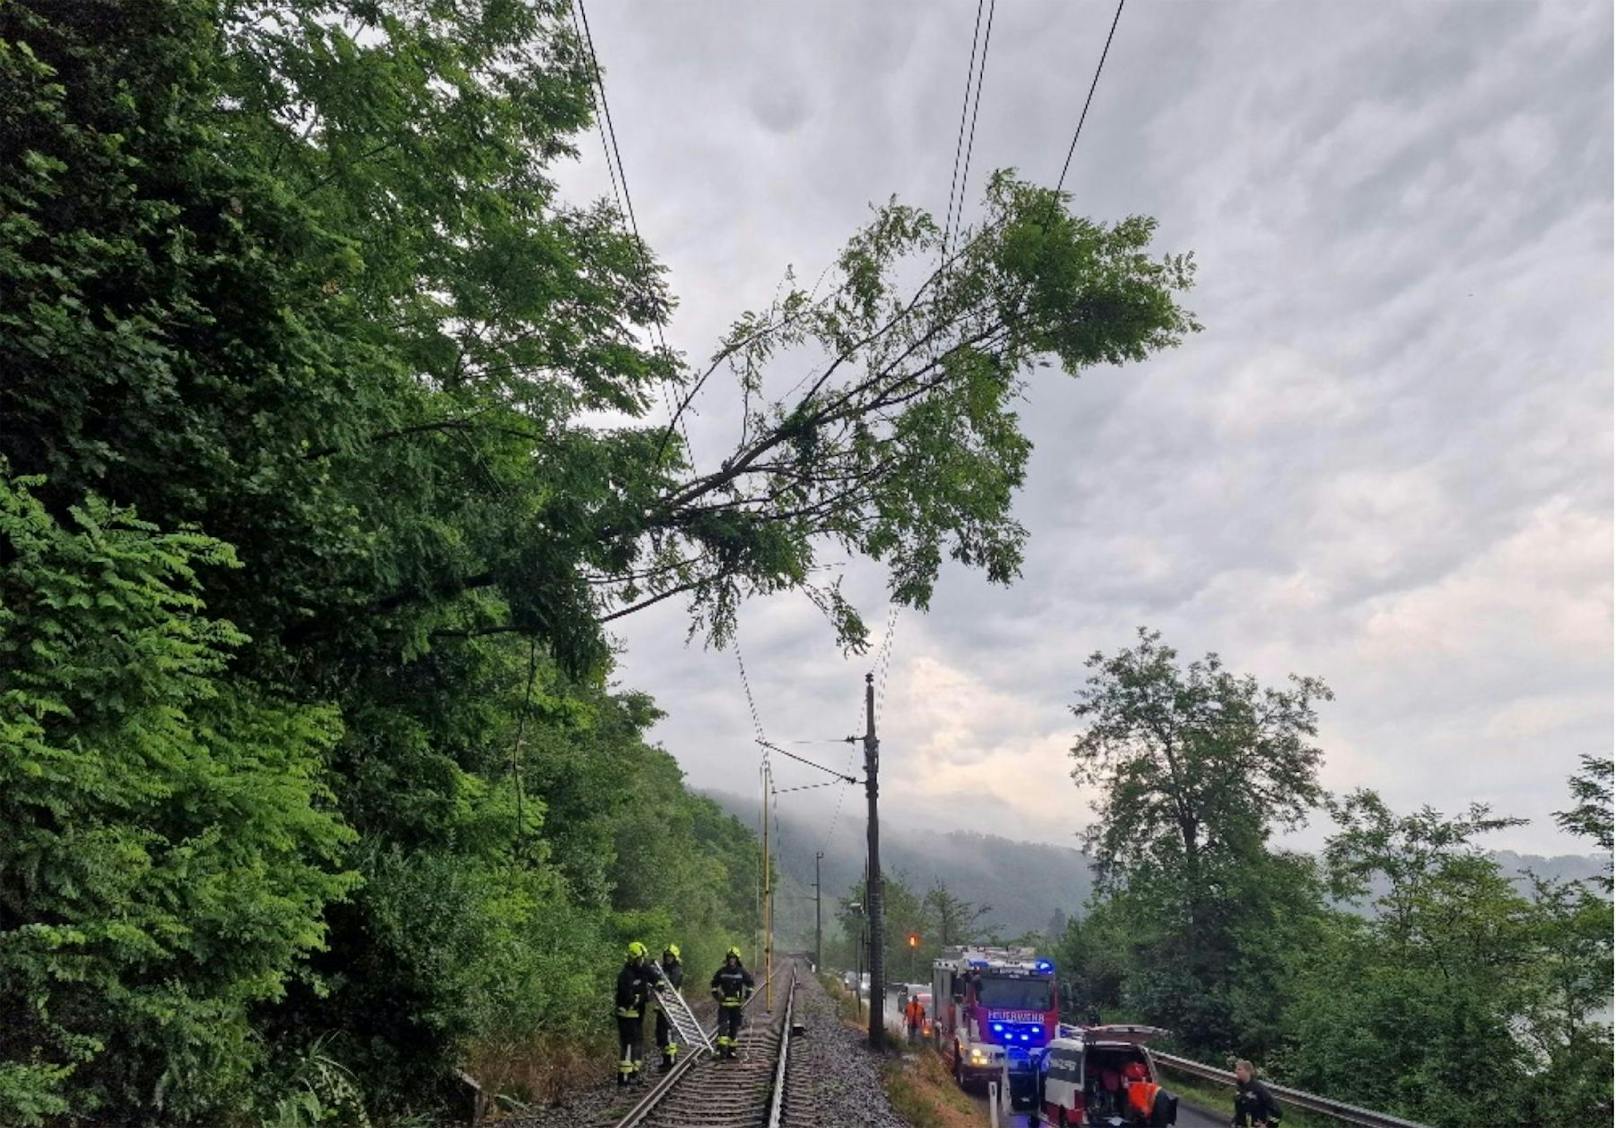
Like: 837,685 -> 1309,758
1067,638 -> 1614,1128
834,873 -> 999,982
1283,794 -> 1584,1127
922,880 -> 992,948
1071,628 -> 1331,891
0,472 -> 356,1124
1065,629 -> 1331,1050
1554,754 -> 1612,891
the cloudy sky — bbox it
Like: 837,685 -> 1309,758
552,0 -> 1613,859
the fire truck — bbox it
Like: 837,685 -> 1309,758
931,946 -> 1058,1106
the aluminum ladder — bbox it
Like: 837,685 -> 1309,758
651,978 -> 714,1053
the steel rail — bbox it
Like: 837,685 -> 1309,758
763,974 -> 798,1128
1153,1051 -> 1432,1128
613,968 -> 778,1128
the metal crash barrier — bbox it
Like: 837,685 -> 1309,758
1151,1051 -> 1432,1128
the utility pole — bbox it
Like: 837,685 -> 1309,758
814,850 -> 824,973
863,671 -> 885,1050
762,760 -> 774,1011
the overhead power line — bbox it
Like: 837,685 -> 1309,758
569,0 -> 690,455
942,0 -> 998,258
755,738 -> 860,784
1056,0 -> 1127,191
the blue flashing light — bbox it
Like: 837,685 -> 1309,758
1034,959 -> 1055,973
991,1023 -> 1004,1032
1019,1034 -> 1030,1042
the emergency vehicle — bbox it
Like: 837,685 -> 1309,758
931,946 -> 1058,1105
1033,1023 -> 1179,1126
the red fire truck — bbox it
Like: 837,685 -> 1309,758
931,946 -> 1058,1106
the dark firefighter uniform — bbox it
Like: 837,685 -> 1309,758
615,941 -> 662,1085
1234,1075 -> 1282,1126
654,944 -> 684,1070
709,947 -> 754,1058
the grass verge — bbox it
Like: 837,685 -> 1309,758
880,1045 -> 986,1128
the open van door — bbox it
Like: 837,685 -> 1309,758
1081,1024 -> 1169,1046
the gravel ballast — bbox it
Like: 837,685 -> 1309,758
779,969 -> 907,1128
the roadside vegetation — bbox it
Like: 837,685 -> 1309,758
1058,630 -> 1614,1128
880,1047 -> 983,1128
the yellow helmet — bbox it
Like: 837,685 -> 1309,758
726,946 -> 742,959
664,944 -> 681,960
627,941 -> 648,959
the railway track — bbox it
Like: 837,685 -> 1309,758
609,964 -> 802,1128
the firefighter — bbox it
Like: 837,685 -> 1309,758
654,944 -> 684,1071
904,994 -> 925,1044
614,941 -> 661,1086
1232,1059 -> 1282,1126
709,946 -> 754,1058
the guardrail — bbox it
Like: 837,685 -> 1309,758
1152,1052 -> 1430,1128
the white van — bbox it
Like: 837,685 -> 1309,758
1032,1024 -> 1179,1127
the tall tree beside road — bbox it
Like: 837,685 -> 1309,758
1071,628 -> 1331,895
1066,630 -> 1331,1045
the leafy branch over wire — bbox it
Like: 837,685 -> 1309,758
342,174 -> 1196,671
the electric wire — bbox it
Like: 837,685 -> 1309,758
755,738 -> 860,783
1055,0 -> 1127,191
942,0 -> 989,258
570,0 -> 691,457
948,0 -> 998,254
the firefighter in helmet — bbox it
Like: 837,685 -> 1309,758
653,944 -> 684,1071
709,946 -> 754,1058
614,941 -> 661,1085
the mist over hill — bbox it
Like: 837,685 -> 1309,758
705,790 -> 1096,944
706,790 -> 1608,949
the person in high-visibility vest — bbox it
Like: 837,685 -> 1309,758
654,944 -> 684,1071
904,994 -> 925,1043
709,946 -> 754,1059
614,941 -> 661,1085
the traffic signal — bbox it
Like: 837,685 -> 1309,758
907,932 -> 920,949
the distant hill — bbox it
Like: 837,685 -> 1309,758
1490,850 -> 1609,888
705,790 -> 1608,949
704,790 -> 1096,944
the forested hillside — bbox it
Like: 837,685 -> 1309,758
0,2 -> 1196,1123
709,790 -> 1095,941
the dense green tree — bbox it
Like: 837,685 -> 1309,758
0,474 -> 356,1122
837,872 -> 930,982
1289,789 -> 1613,1127
1071,629 -> 1331,897
1067,630 -> 1331,1048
